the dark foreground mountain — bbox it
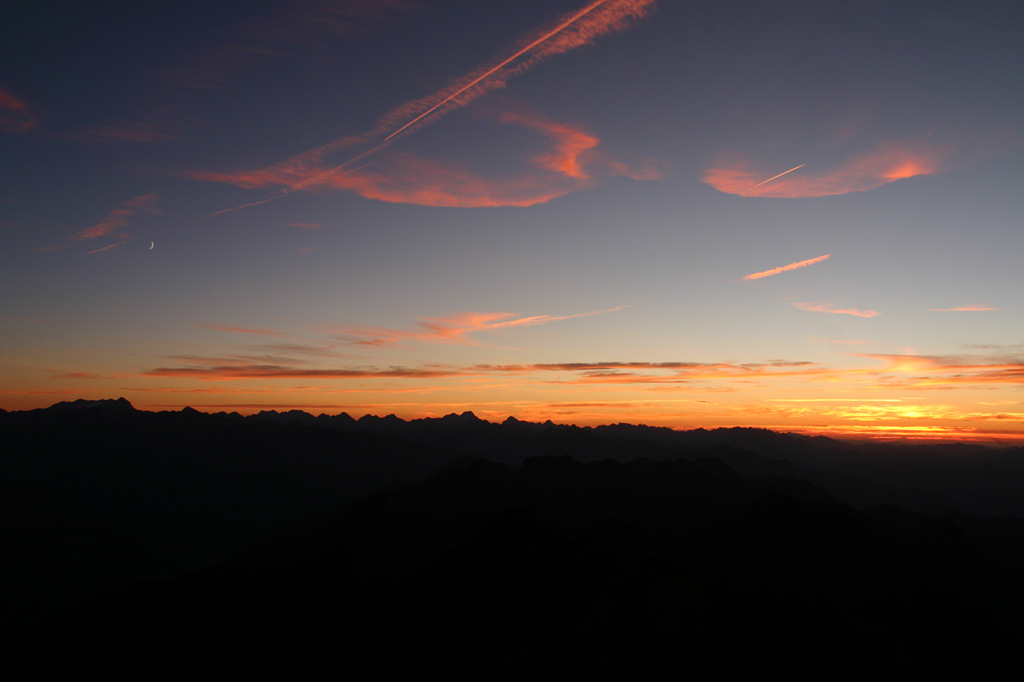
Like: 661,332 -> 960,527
6,400 -> 1024,677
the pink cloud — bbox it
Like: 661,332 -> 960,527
703,140 -> 949,198
929,306 -> 998,312
744,254 -> 830,280
335,305 -> 631,346
74,192 -> 162,240
189,109 -> 662,208
0,88 -> 37,133
792,302 -> 880,318
188,1 -> 660,215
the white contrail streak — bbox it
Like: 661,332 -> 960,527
747,163 -> 806,191
384,0 -> 612,141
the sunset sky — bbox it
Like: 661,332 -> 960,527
2,0 -> 1022,443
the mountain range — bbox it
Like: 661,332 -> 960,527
6,399 -> 1024,677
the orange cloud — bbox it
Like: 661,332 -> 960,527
337,305 -> 631,346
929,306 -> 998,312
48,371 -> 101,380
189,0 -> 659,214
190,110 -> 660,208
0,88 -> 37,133
74,192 -> 162,240
792,302 -> 879,318
860,353 -> 1024,388
703,140 -> 948,198
144,364 -> 467,381
744,254 -> 830,280
381,0 -> 657,141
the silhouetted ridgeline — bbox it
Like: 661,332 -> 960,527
6,399 -> 1024,677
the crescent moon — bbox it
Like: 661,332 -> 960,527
148,241 -> 155,250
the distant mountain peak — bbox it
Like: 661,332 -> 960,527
440,411 -> 484,424
48,397 -> 135,412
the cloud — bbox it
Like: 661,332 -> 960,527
190,108 -> 662,208
744,254 -> 830,280
189,0 -> 660,213
335,305 -> 632,346
48,371 -> 101,380
703,140 -> 948,198
144,364 -> 466,380
379,0 -> 658,142
0,88 -> 37,133
929,306 -> 998,312
74,192 -> 162,240
792,302 -> 879,318
860,353 -> 1024,388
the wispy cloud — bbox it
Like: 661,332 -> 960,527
191,107 -> 662,208
336,305 -> 632,346
189,0 -> 660,212
145,364 -> 466,380
379,0 -> 657,141
87,240 -> 127,255
860,353 -> 1024,388
929,306 -> 998,312
0,88 -> 38,133
703,140 -> 948,198
47,371 -> 101,380
744,254 -> 830,280
792,301 -> 879,318
74,192 -> 162,240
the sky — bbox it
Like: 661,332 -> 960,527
2,0 -> 1022,444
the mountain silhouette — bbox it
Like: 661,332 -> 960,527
6,399 -> 1024,677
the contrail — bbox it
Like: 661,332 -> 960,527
747,163 -> 805,191
192,0 -> 654,221
744,253 -> 830,280
384,0 -> 612,141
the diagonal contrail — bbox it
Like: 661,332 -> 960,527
192,0 -> 655,220
743,253 -> 830,280
385,0 -> 613,141
747,163 -> 805,191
